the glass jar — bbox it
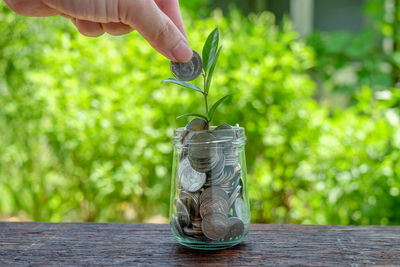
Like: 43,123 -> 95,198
169,124 -> 250,250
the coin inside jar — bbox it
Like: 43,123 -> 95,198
170,50 -> 202,81
179,158 -> 206,192
171,214 -> 184,237
183,226 -> 203,236
234,198 -> 250,227
200,196 -> 229,218
200,186 -> 229,204
201,212 -> 229,241
186,118 -> 208,131
223,217 -> 244,241
176,198 -> 190,227
179,190 -> 200,217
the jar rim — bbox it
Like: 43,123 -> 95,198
173,126 -> 246,147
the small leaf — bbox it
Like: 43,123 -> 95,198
207,94 -> 232,121
162,78 -> 202,93
205,46 -> 222,95
202,28 -> 219,72
176,113 -> 209,121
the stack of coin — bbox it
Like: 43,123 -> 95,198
171,119 -> 250,242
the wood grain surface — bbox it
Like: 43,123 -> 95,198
0,223 -> 399,266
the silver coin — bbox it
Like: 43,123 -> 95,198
175,198 -> 190,227
215,124 -> 233,130
228,185 -> 242,209
224,151 -> 239,166
186,118 -> 208,131
222,164 -> 235,184
182,119 -> 207,145
200,186 -> 229,204
189,141 -> 222,173
219,184 -> 234,196
171,214 -> 184,237
179,190 -> 200,218
178,158 -> 190,182
183,226 -> 203,236
170,50 -> 202,81
200,196 -> 229,218
179,159 -> 206,192
209,162 -> 235,186
189,150 -> 219,162
201,212 -> 229,241
189,157 -> 220,174
193,131 -> 216,141
207,155 -> 225,179
213,124 -> 235,141
191,220 -> 202,231
234,198 -> 250,227
223,217 -> 244,241
214,124 -> 236,152
225,165 -> 237,182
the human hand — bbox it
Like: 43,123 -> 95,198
4,0 -> 192,62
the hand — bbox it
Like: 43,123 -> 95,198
4,0 -> 193,62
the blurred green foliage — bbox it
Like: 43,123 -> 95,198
1,2 -> 399,225
308,0 -> 400,107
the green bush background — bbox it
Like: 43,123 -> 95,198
1,1 -> 399,224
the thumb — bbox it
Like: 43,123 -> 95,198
118,0 -> 192,62
155,0 -> 187,39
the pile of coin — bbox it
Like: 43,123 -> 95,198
171,119 -> 250,242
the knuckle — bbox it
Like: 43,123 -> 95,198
119,0 -> 146,24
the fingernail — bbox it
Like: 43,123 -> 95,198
172,40 -> 193,62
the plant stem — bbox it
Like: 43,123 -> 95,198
202,73 -> 210,129
204,93 -> 209,114
203,73 -> 209,115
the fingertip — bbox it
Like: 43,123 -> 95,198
75,20 -> 105,37
77,28 -> 105,37
171,40 -> 193,62
102,22 -> 133,36
82,31 -> 105,37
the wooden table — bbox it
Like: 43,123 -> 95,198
0,223 -> 399,266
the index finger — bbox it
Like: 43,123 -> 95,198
4,0 -> 58,16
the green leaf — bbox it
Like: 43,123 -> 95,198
202,28 -> 219,72
205,46 -> 222,94
162,78 -> 202,93
176,113 -> 209,121
207,94 -> 232,121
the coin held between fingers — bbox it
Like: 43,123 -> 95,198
171,50 -> 203,81
172,40 -> 192,62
